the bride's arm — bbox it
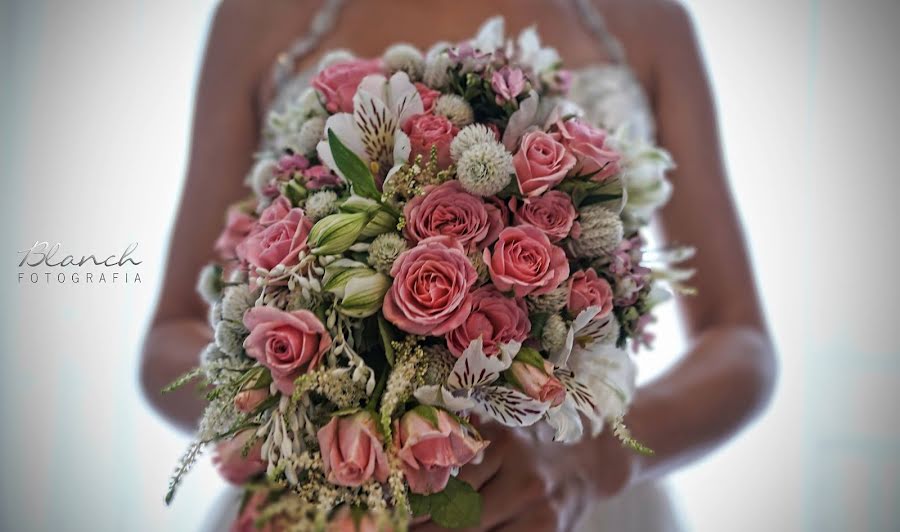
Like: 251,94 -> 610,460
620,1 -> 777,484
419,4 -> 776,531
140,1 -> 271,432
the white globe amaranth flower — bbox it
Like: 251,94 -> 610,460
383,43 -> 425,80
317,49 -> 355,71
456,141 -> 514,196
542,313 -> 569,354
423,45 -> 452,89
293,115 -> 326,156
201,342 -> 227,365
215,320 -> 247,358
196,264 -> 224,304
208,300 -> 223,327
368,233 -> 408,274
305,189 -> 339,221
434,95 -> 474,128
569,204 -> 624,258
246,157 -> 278,199
450,124 -> 498,162
527,284 -> 570,314
221,284 -> 256,323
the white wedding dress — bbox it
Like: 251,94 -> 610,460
203,0 -> 683,530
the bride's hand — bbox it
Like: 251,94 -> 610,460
414,422 -> 634,532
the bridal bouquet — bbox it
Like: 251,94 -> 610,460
166,18 -> 690,531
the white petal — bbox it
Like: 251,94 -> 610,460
446,338 -> 512,391
393,129 -> 411,164
413,385 -> 476,412
517,26 -> 540,59
474,16 -> 505,52
545,397 -> 584,444
502,90 -> 539,151
319,113 -> 367,180
549,306 -> 601,367
387,71 -> 424,127
475,386 -> 549,427
567,344 -> 637,436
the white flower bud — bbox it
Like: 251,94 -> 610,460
307,211 -> 370,255
293,115 -> 326,156
246,157 -> 278,200
339,272 -> 391,318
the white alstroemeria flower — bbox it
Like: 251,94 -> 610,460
547,306 -> 609,368
414,338 -> 550,427
316,72 -> 423,186
566,343 -> 637,437
611,130 -> 675,223
516,26 -> 562,75
473,16 -> 505,53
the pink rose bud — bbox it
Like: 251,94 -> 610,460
233,388 -> 269,414
567,268 -> 614,320
509,358 -> 566,407
213,430 -> 266,485
232,491 -> 283,532
236,203 -> 312,271
242,307 -> 331,395
403,113 -> 459,168
326,506 -> 384,532
553,118 -> 621,181
395,407 -> 488,495
312,58 -> 383,114
317,412 -> 390,487
215,206 -> 256,260
513,130 -> 576,197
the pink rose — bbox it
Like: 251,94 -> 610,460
567,268 -> 614,319
258,196 -> 292,227
383,236 -> 477,336
317,412 -> 390,487
484,225 -> 569,297
403,181 -> 503,251
511,191 -> 578,243
491,66 -> 525,104
232,491 -> 280,532
445,286 -> 531,358
509,359 -> 566,407
233,388 -> 269,414
415,82 -> 441,114
403,114 -> 458,168
513,130 -> 576,197
554,118 -> 621,181
303,165 -> 343,190
213,430 -> 266,485
327,507 -> 382,532
215,206 -> 256,259
312,58 -> 383,114
395,408 -> 488,495
242,306 -> 331,395
236,206 -> 312,271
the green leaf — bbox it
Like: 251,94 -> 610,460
410,404 -> 440,429
328,129 -> 380,201
410,477 -> 482,529
377,314 -> 397,366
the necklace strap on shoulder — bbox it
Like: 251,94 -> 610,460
271,0 -> 347,90
573,0 -> 627,65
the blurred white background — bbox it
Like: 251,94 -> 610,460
0,0 -> 897,530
